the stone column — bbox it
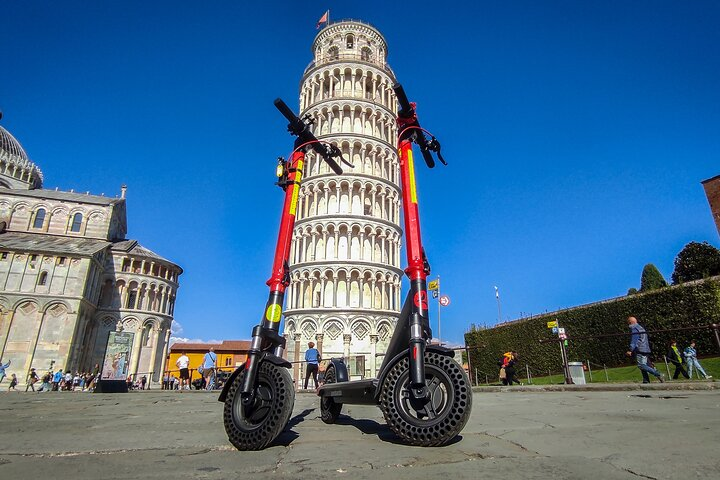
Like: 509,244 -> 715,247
0,310 -> 16,358
159,328 -> 171,384
129,326 -> 144,379
343,334 -> 352,365
370,334 -> 379,377
147,327 -> 160,384
282,334 -> 290,360
315,333 -> 324,359
293,333 -> 302,391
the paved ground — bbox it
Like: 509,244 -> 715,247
0,388 -> 718,479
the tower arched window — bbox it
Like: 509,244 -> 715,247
32,208 -> 46,229
361,47 -> 372,62
70,212 -> 83,232
38,271 -> 48,286
346,34 -> 354,49
328,46 -> 339,61
141,323 -> 152,347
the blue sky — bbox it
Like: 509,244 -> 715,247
1,1 -> 719,346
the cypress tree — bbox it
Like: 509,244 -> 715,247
640,263 -> 667,292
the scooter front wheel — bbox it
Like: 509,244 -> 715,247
379,351 -> 472,447
320,363 -> 342,424
223,361 -> 295,450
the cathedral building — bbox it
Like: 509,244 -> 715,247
283,20 -> 402,382
0,119 -> 181,384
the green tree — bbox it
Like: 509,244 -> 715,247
627,287 -> 638,295
671,241 -> 720,284
640,263 -> 667,292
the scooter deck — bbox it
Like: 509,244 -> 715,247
318,378 -> 378,405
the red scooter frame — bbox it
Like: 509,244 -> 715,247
316,85 -> 470,447
218,100 -> 344,450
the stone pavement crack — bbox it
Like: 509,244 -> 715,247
482,431 -> 542,455
2,445 -> 235,457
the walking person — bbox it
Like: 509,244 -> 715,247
0,359 -> 10,385
201,347 -> 217,391
626,316 -> 665,383
304,342 -> 321,390
684,340 -> 712,380
505,351 -> 521,385
38,371 -> 52,392
52,369 -> 63,391
26,368 -> 39,391
667,340 -> 689,380
176,352 -> 190,391
8,373 -> 18,391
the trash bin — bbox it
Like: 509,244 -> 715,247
568,362 -> 586,385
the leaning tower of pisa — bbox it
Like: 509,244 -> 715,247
283,20 -> 402,383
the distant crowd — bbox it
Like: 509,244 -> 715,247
0,361 -> 102,392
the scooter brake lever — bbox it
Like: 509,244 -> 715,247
427,137 -> 447,166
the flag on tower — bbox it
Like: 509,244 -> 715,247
316,10 -> 329,29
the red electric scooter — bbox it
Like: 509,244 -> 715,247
219,84 -> 471,450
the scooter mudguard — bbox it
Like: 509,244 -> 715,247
374,344 -> 455,402
217,353 -> 292,403
327,358 -> 349,382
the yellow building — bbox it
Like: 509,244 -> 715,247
165,340 -> 250,378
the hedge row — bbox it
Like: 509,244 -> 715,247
464,278 -> 720,379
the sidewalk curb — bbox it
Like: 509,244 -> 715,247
472,382 -> 718,393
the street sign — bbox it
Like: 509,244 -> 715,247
559,333 -> 567,340
552,327 -> 558,334
558,328 -> 566,335
428,280 -> 439,291
432,290 -> 438,298
439,295 -> 450,306
547,321 -> 558,328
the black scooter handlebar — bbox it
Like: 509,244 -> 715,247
392,84 -> 435,168
274,98 -> 343,175
393,83 -> 412,116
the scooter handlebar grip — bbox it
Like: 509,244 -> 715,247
392,83 -> 412,114
273,98 -> 298,123
420,146 -> 436,168
323,156 -> 344,175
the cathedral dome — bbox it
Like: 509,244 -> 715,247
0,125 -> 29,161
0,120 -> 43,190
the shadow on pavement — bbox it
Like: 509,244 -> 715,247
272,408 -> 315,446
334,415 -> 463,446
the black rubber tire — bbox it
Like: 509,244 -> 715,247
223,361 -> 295,450
379,351 -> 472,447
320,364 -> 342,424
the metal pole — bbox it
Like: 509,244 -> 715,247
663,355 -> 671,378
437,276 -> 441,345
526,364 -> 531,385
495,286 -> 502,323
485,373 -> 488,385
586,360 -> 592,382
560,341 -> 572,384
712,324 -> 720,354
465,345 -> 472,385
603,364 -> 609,382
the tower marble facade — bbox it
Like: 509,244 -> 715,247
283,20 -> 402,381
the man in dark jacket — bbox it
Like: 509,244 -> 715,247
667,339 -> 689,380
626,316 -> 665,384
